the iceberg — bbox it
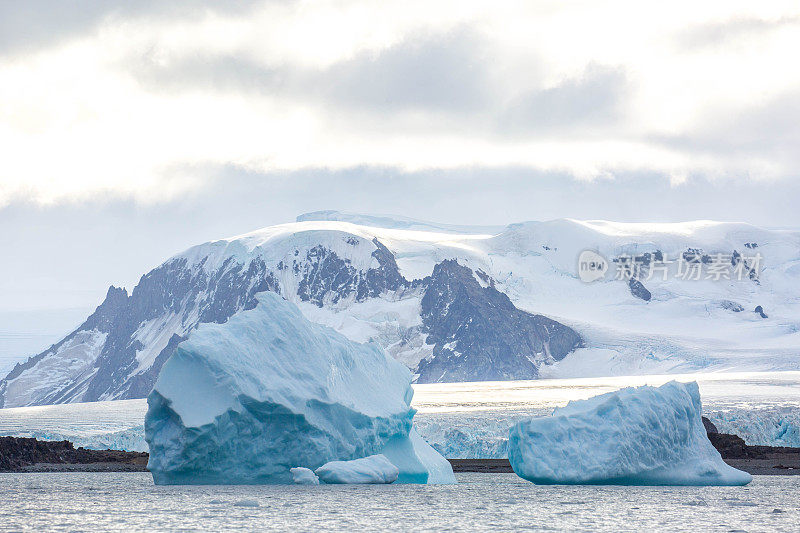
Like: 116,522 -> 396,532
508,381 -> 752,486
380,427 -> 457,483
145,291 -> 455,485
315,454 -> 399,484
290,467 -> 319,485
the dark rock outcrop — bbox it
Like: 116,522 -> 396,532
706,432 -> 800,462
754,305 -> 768,319
731,250 -> 760,283
293,239 -> 409,307
683,248 -> 713,264
701,418 -> 800,463
610,252 -> 654,301
628,278 -> 652,301
702,416 -> 719,434
707,432 -> 751,459
83,256 -> 282,403
415,260 -> 582,383
720,300 -> 744,312
0,436 -> 147,472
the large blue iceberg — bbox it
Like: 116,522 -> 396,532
508,381 -> 752,486
145,291 -> 454,485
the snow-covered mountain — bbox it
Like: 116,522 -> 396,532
2,211 -> 799,408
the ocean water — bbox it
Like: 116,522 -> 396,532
0,473 -> 797,532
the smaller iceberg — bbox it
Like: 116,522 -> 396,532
290,467 -> 319,485
508,381 -> 752,486
315,454 -> 399,484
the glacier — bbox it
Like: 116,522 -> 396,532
144,291 -> 455,485
315,454 -> 399,484
508,381 -> 752,485
3,372 -> 798,458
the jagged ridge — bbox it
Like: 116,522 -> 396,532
1,228 -> 581,407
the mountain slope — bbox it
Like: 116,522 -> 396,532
417,260 -> 581,382
2,213 -> 799,408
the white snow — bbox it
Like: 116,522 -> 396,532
508,381 -> 752,486
2,330 -> 106,408
144,291 -> 454,484
295,294 -> 432,369
290,467 -> 319,485
314,454 -> 399,484
180,220 -> 493,278
131,309 -> 193,375
481,219 -> 800,378
193,215 -> 800,379
296,210 -> 506,235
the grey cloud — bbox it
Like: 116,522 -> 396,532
132,31 -> 630,137
496,64 -> 628,136
653,91 -> 800,168
132,54 -> 284,95
0,0 -> 265,55
676,16 -> 800,50
132,27 -> 496,114
323,30 -> 493,112
729,93 -> 800,154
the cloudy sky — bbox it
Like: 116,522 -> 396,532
2,0 -> 800,368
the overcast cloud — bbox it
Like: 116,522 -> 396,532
2,0 -> 800,205
2,0 -> 800,367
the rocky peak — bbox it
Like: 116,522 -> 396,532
417,259 -> 582,383
1,236 -> 584,406
83,286 -> 129,333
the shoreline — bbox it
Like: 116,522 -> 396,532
9,456 -> 800,475
0,436 -> 148,473
448,457 -> 800,476
3,433 -> 799,476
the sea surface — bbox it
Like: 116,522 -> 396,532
0,472 -> 797,532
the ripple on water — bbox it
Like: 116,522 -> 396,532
0,473 -> 798,531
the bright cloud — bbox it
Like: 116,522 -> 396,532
1,0 -> 799,205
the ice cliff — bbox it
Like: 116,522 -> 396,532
144,291 -> 454,485
508,381 -> 752,485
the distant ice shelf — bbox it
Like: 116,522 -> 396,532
1,372 -> 799,457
